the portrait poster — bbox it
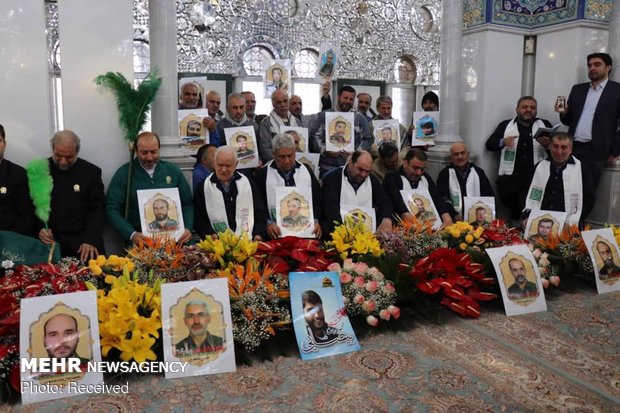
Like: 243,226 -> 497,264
20,291 -> 103,404
325,112 -> 355,152
178,77 -> 207,110
372,119 -> 400,148
137,187 -> 185,241
524,210 -> 567,239
281,126 -> 309,153
275,186 -> 315,238
401,188 -> 441,230
264,59 -> 291,98
178,109 -> 209,147
486,245 -> 547,316
224,126 -> 259,169
463,196 -> 495,227
340,204 -> 376,232
289,271 -> 360,361
412,111 -> 439,146
316,44 -> 339,81
297,153 -> 320,179
581,228 -> 620,294
161,278 -> 235,378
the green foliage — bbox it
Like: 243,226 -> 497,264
25,158 -> 53,224
94,69 -> 162,144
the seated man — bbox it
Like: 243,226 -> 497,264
321,150 -> 393,237
254,133 -> 321,239
106,132 -> 193,244
437,142 -> 494,221
0,124 -> 36,235
371,141 -> 400,183
175,300 -> 224,356
524,132 -> 594,227
383,148 -> 452,226
194,146 -> 267,240
38,130 -> 105,261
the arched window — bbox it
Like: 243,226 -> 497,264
292,48 -> 318,78
242,46 -> 275,76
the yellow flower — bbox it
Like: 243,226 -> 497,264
89,262 -> 103,276
459,242 -> 468,250
465,234 -> 474,244
96,255 -> 106,266
474,226 -> 484,239
118,332 -> 157,363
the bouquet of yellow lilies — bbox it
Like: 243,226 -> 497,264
327,217 -> 383,260
198,229 -> 258,269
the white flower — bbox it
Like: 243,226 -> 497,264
1,260 -> 14,269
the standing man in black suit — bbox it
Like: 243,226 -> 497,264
556,52 -> 620,188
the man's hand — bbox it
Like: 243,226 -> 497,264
267,223 -> 281,239
554,101 -> 568,114
607,154 -> 618,166
130,232 -> 149,245
178,229 -> 192,245
77,243 -> 98,262
504,136 -> 518,148
440,213 -> 454,227
39,228 -> 55,244
313,222 -> 322,239
535,135 -> 550,148
202,117 -> 217,132
376,218 -> 393,233
253,235 -> 262,242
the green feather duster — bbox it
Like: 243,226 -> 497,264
26,158 -> 54,225
94,69 -> 162,144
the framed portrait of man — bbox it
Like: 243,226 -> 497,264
137,188 -> 185,241
290,271 -> 359,361
340,204 -> 376,232
581,228 -> 620,294
281,126 -> 309,153
412,111 -> 439,146
178,77 -> 207,110
316,44 -> 339,81
524,210 -> 566,239
486,245 -> 547,316
325,112 -> 355,152
264,60 -> 290,98
20,291 -> 103,404
401,188 -> 441,230
179,109 -> 209,148
372,119 -> 400,148
161,278 -> 235,378
275,187 -> 314,238
224,126 -> 259,169
298,153 -> 320,179
463,197 -> 495,228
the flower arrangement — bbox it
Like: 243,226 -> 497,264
126,237 -> 211,283
198,229 -> 258,268
0,258 -> 96,392
88,254 -> 135,276
257,236 -> 334,274
528,245 -> 559,288
610,225 -> 620,248
211,259 -> 290,351
93,269 -> 162,363
327,260 -> 399,327
443,221 -> 485,252
327,217 -> 383,260
481,219 -> 528,248
380,219 -> 447,264
407,248 -> 496,318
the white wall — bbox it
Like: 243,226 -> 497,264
0,1 -> 53,165
59,0 -> 134,187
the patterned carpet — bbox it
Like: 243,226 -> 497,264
3,288 -> 619,413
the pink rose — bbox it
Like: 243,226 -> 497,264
379,309 -> 391,321
353,276 -> 365,288
340,272 -> 353,283
383,282 -> 396,294
549,275 -> 560,287
542,278 -> 550,288
354,262 -> 369,273
343,259 -> 354,271
368,267 -> 384,280
354,294 -> 365,304
328,262 -> 341,272
365,280 -> 379,292
366,315 -> 379,327
388,305 -> 400,320
362,300 -> 376,313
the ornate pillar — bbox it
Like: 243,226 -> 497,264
609,1 -> 620,82
426,0 -> 464,179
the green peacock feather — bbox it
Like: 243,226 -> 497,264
25,158 -> 54,225
94,69 -> 162,145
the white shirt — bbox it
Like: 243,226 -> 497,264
574,78 -> 608,143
